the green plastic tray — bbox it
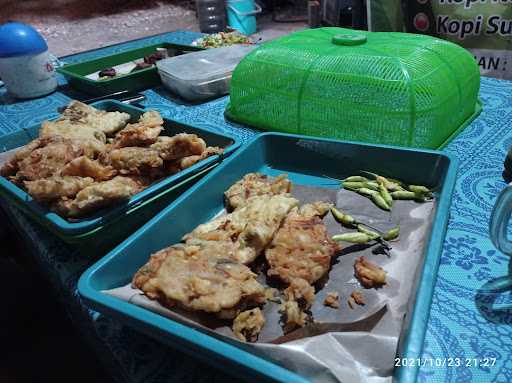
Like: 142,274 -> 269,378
58,42 -> 202,95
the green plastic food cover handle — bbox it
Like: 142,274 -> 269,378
332,34 -> 367,46
490,185 -> 512,256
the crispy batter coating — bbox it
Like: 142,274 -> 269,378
279,301 -> 308,332
224,173 -> 292,211
15,137 -> 85,182
40,119 -> 106,156
60,101 -> 130,136
232,308 -> 265,342
323,292 -> 340,309
184,194 -> 299,264
284,278 -> 316,308
265,202 -> 338,285
113,111 -> 163,148
24,176 -> 94,202
132,244 -> 266,317
354,257 -> 387,288
101,147 -> 163,177
178,146 -> 223,170
60,156 -> 116,181
348,290 -> 365,309
52,176 -> 142,217
150,133 -> 206,161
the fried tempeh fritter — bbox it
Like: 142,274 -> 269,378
183,194 -> 299,264
40,120 -> 107,156
24,176 -> 95,202
60,156 -> 116,181
265,201 -> 339,285
52,176 -> 142,217
224,173 -> 292,211
150,133 -> 206,161
113,111 -> 163,148
132,243 -> 266,318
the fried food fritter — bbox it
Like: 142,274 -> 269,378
150,133 -> 206,161
132,244 -> 266,318
323,292 -> 340,309
101,147 -> 163,177
224,173 -> 292,211
1,136 -> 60,177
184,194 -> 299,264
232,308 -> 265,342
113,111 -> 163,148
348,290 -> 365,309
52,176 -> 142,217
15,136 -> 85,182
279,301 -> 308,332
60,101 -> 130,135
265,201 -> 338,285
178,146 -> 223,170
60,156 -> 116,181
24,176 -> 94,202
354,257 -> 387,288
283,278 -> 315,308
40,119 -> 106,156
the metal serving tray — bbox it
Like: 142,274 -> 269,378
78,132 -> 458,382
0,100 -> 239,242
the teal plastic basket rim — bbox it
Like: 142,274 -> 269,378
224,99 -> 483,150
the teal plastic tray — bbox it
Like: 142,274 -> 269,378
0,100 -> 239,242
78,132 -> 458,382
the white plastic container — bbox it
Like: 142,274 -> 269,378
0,22 -> 57,99
156,45 -> 255,101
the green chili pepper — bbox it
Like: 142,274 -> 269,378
363,181 -> 380,191
356,224 -> 380,240
343,176 -> 368,182
332,232 -> 373,244
343,181 -> 366,190
379,183 -> 393,207
357,188 -> 379,197
372,194 -> 391,211
331,207 -> 356,226
383,226 -> 400,241
408,185 -> 430,194
390,191 -> 416,200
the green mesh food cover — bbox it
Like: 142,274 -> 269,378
226,27 -> 481,148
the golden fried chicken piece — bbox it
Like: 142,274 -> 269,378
150,133 -> 206,161
183,194 -> 299,264
354,257 -> 387,288
113,111 -> 163,148
60,101 -> 130,136
265,202 -> 338,285
348,290 -> 365,309
323,292 -> 340,309
224,173 -> 292,211
132,244 -> 266,318
60,156 -> 116,181
101,147 -> 163,177
40,119 -> 106,156
15,137 -> 84,182
52,176 -> 142,217
24,176 -> 94,202
232,308 -> 265,342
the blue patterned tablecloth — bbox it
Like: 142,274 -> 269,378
1,30 -> 512,383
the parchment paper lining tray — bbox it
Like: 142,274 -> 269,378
78,132 -> 458,383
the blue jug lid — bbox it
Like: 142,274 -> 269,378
0,22 -> 48,58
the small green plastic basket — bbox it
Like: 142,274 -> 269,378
226,27 -> 482,149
